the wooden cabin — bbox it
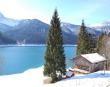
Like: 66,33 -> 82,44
73,53 -> 106,73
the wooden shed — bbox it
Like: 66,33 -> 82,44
73,53 -> 106,73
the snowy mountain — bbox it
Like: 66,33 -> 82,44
4,21 -> 81,44
0,12 -> 107,44
0,12 -> 20,32
4,19 -> 49,44
0,23 -> 12,32
61,22 -> 80,35
4,20 -> 101,44
90,21 -> 110,34
0,12 -> 19,27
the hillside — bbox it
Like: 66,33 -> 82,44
4,21 -> 80,44
4,19 -> 49,44
0,32 -> 15,44
4,21 -> 101,44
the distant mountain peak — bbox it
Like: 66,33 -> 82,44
61,22 -> 76,26
0,12 -> 20,26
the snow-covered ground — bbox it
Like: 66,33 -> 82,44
0,66 -> 110,87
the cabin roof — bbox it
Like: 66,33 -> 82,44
81,53 -> 106,63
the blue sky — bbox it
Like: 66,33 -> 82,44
0,0 -> 110,25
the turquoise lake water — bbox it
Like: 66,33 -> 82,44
0,45 -> 76,75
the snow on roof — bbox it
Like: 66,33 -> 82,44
81,53 -> 106,63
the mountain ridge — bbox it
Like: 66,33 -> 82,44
0,12 -> 109,44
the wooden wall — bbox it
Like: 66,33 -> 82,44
73,56 -> 106,73
73,56 -> 92,72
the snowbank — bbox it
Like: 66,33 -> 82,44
0,66 -> 110,87
0,66 -> 44,87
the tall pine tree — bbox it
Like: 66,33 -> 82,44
88,33 -> 97,53
96,32 -> 106,54
77,20 -> 89,55
44,9 -> 66,82
76,20 -> 96,55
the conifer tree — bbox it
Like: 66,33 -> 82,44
76,20 -> 96,55
88,33 -> 97,53
77,20 -> 89,55
44,9 -> 66,82
96,32 -> 106,54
